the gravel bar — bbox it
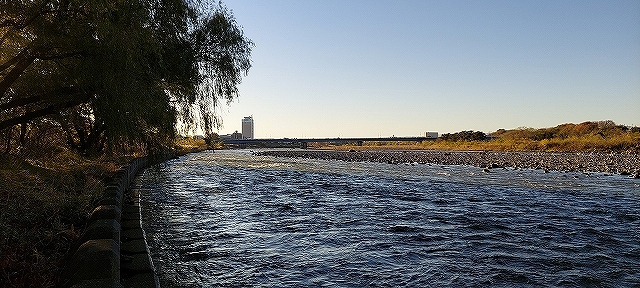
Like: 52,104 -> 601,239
256,150 -> 640,177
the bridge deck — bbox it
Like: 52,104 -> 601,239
223,137 -> 434,145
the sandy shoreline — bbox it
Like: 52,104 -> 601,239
256,149 -> 640,177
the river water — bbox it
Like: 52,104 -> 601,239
136,149 -> 640,287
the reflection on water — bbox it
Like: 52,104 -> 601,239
137,149 -> 640,287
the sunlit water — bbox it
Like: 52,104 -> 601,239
136,149 -> 640,287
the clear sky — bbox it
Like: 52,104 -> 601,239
215,0 -> 640,138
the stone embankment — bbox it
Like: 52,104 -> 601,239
256,150 -> 640,177
63,156 -> 165,288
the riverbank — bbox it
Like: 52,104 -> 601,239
0,147 -> 194,287
62,156 -> 160,287
312,121 -> 640,154
0,152 -> 128,287
256,149 -> 640,177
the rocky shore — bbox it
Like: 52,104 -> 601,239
255,150 -> 640,177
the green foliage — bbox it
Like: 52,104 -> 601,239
439,130 -> 487,142
203,132 -> 222,147
0,0 -> 253,155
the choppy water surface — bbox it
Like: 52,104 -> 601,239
137,150 -> 640,287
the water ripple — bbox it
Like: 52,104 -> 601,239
138,150 -> 640,287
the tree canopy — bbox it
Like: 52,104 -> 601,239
0,0 -> 252,154
491,121 -> 637,140
439,130 -> 488,142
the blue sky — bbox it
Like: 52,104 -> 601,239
216,0 -> 640,138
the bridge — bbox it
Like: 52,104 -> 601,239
222,136 -> 435,148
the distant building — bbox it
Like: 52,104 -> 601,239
220,130 -> 243,140
242,116 -> 254,139
231,130 -> 243,139
425,132 -> 438,139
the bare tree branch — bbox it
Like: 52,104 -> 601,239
0,95 -> 88,131
0,86 -> 80,111
0,54 -> 36,98
0,44 -> 33,73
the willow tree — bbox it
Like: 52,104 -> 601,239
0,0 -> 252,154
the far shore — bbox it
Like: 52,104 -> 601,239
256,149 -> 640,177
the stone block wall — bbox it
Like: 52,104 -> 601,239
63,157 -> 161,288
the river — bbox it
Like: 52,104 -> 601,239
136,149 -> 640,287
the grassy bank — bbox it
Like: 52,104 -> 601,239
174,137 -> 215,154
0,136 -> 214,287
0,151 -> 132,287
327,135 -> 640,153
327,122 -> 640,153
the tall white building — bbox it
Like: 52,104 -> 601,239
242,116 -> 254,139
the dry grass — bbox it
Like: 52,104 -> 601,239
0,150 -> 124,287
534,134 -> 640,152
326,132 -> 640,153
431,133 -> 640,153
175,137 -> 211,155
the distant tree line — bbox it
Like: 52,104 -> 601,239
439,130 -> 488,142
491,121 -> 639,141
436,121 -> 639,144
0,0 -> 252,156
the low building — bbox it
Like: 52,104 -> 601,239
220,131 -> 243,140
